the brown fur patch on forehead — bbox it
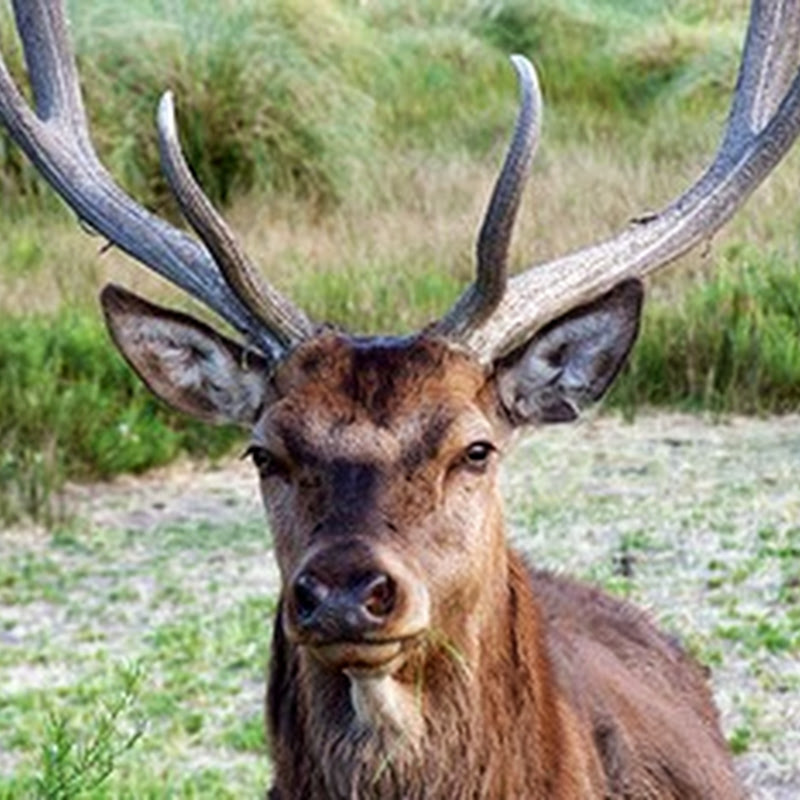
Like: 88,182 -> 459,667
399,408 -> 455,474
274,332 -> 489,428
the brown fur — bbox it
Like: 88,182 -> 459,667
257,333 -> 745,800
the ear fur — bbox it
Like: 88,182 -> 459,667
494,279 -> 643,425
100,284 -> 274,426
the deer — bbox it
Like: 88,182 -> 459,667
3,1 -> 800,797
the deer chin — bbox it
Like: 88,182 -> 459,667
300,635 -> 427,741
348,670 -> 425,743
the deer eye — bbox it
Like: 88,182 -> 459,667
243,445 -> 288,480
463,441 -> 495,472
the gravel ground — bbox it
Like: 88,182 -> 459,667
2,412 -> 798,797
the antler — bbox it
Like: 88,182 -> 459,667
441,0 -> 800,363
0,0 -> 311,363
434,55 -> 542,339
156,92 -> 311,345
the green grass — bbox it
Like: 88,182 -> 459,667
0,311 -> 240,525
1,0 -> 380,211
0,0 -> 747,212
612,245 -> 800,414
0,513 -> 275,796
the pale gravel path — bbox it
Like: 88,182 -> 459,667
2,412 -> 798,797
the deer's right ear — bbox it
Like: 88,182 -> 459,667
493,279 -> 643,426
100,284 -> 275,426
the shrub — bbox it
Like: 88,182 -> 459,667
0,310 -> 240,524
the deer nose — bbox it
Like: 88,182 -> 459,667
291,569 -> 397,640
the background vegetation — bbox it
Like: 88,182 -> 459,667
1,0 -> 799,524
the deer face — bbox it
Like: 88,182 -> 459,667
256,333 -> 507,675
101,279 -> 642,679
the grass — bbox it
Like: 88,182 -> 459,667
0,505 -> 275,797
0,310 -> 240,525
612,245 -> 800,414
505,414 -> 800,792
0,0 -> 745,211
1,0 -> 379,211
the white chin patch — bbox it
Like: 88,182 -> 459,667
347,673 -> 423,744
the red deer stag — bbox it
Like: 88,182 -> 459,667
2,1 -> 799,797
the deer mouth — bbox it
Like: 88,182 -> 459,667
306,634 -> 423,675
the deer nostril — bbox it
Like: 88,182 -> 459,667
361,572 -> 396,620
294,573 -> 329,621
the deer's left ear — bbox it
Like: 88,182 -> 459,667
493,279 -> 643,426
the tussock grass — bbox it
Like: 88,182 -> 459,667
1,0 -> 379,210
1,0 -> 748,211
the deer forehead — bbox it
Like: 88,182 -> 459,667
258,332 -> 499,467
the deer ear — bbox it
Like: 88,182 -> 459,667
100,284 -> 275,426
493,279 -> 643,426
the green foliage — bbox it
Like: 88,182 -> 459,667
34,668 -> 144,800
0,311 -> 240,524
223,714 -> 267,754
728,725 -> 752,756
612,248 -> 800,414
1,0 -> 378,210
292,254 -> 462,333
475,0 -> 741,111
0,666 -> 145,800
362,27 -> 509,155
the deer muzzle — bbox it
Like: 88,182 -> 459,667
283,540 -> 430,672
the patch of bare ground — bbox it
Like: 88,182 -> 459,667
1,413 -> 798,797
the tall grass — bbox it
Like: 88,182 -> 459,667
1,0 -> 380,210
614,247 -> 800,414
1,0 -> 748,212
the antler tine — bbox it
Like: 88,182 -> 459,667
435,55 -> 542,340
9,1 -> 91,156
725,0 -> 800,145
460,0 -> 800,364
0,0 -> 291,362
157,92 -> 313,347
